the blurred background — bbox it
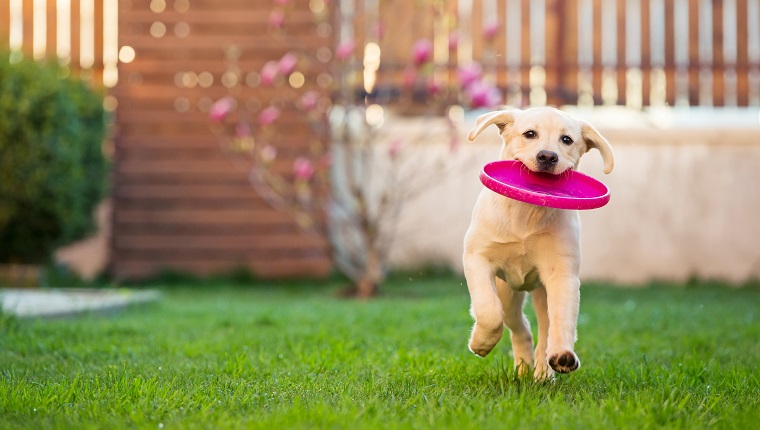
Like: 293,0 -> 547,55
1,0 -> 759,292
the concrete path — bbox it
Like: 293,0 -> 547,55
0,288 -> 161,318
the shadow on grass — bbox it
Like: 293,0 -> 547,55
111,265 -> 469,300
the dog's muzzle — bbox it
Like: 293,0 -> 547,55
536,150 -> 559,173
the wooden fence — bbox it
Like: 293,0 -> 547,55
0,0 -> 118,87
109,0 -> 333,279
343,0 -> 760,108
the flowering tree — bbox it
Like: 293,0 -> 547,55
207,2 -> 502,297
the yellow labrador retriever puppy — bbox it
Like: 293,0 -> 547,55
464,107 -> 614,380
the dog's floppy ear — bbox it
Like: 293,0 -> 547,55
467,110 -> 517,141
581,122 -> 615,174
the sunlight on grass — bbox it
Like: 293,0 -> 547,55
1,275 -> 759,428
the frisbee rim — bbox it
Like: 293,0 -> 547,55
479,160 -> 611,210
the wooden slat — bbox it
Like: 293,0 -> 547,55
557,0 -> 578,105
117,135 -> 321,150
120,35 -> 328,51
115,234 -> 328,251
688,0 -> 700,105
22,0 -> 33,57
112,258 -> 332,280
113,222 -> 304,236
114,59 -> 330,77
114,244 -> 327,259
125,0 -> 293,8
114,208 -> 301,225
664,0 -> 676,106
715,0 -> 725,107
615,0 -> 625,105
520,0 -> 532,104
0,3 -> 9,48
115,123 -> 316,139
70,0 -> 80,68
592,0 -> 603,104
45,0 -> 57,60
118,9 -> 317,25
116,107 -> 321,124
736,0 -> 749,107
640,0 -> 651,106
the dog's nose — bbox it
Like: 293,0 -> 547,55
536,150 -> 559,166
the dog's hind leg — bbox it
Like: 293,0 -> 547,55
464,255 -> 504,357
495,279 -> 534,377
530,285 -> 554,380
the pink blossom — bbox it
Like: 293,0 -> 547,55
426,77 -> 440,96
427,76 -> 441,96
299,90 -> 320,111
335,40 -> 355,61
467,81 -> 502,108
448,32 -> 459,51
209,96 -> 235,122
482,21 -> 499,40
268,10 -> 285,28
457,62 -> 483,89
258,106 -> 281,126
235,122 -> 251,138
293,157 -> 316,180
260,145 -> 277,164
402,67 -> 417,89
412,39 -> 433,67
278,52 -> 298,75
388,138 -> 405,159
260,61 -> 279,86
274,0 -> 290,5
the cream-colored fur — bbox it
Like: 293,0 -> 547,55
463,107 -> 614,380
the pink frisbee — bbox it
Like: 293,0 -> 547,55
479,160 -> 610,210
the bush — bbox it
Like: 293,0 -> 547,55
0,54 -> 108,264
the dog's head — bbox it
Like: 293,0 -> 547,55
467,107 -> 614,175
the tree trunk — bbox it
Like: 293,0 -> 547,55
352,246 -> 383,298
354,277 -> 378,298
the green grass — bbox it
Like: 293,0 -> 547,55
2,274 -> 759,429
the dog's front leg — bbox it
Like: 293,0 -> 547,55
463,254 -> 503,357
542,271 -> 581,374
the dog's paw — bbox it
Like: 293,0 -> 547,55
547,351 -> 580,374
468,337 -> 498,357
533,362 -> 555,382
468,324 -> 503,357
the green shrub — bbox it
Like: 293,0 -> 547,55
0,54 -> 108,264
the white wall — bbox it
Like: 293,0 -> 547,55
382,109 -> 760,284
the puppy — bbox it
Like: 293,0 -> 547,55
463,107 -> 614,380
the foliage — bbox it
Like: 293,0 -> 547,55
0,54 -> 108,264
1,278 -> 759,428
206,2 -> 502,296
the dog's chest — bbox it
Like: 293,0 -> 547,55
487,240 -> 541,290
481,196 -> 560,290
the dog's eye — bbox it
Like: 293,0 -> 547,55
561,135 -> 574,145
523,130 -> 537,139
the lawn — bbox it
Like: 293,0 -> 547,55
1,274 -> 759,429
